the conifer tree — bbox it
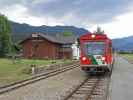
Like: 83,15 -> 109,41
0,14 -> 12,57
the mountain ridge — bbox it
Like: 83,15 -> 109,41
10,21 -> 133,51
112,35 -> 133,51
10,21 -> 89,42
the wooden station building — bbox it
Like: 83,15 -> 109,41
20,33 -> 76,59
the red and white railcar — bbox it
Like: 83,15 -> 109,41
79,32 -> 114,73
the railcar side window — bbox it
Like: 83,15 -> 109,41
83,42 -> 105,55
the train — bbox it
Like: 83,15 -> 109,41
79,32 -> 114,74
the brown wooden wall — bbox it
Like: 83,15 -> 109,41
21,38 -> 72,59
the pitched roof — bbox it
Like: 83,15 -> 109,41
20,33 -> 77,44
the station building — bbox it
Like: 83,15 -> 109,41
20,33 -> 79,59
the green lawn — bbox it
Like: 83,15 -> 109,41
0,58 -> 71,86
119,53 -> 133,61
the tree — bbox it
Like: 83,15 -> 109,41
0,14 -> 12,57
95,27 -> 104,34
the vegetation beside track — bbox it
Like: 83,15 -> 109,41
119,53 -> 133,62
0,58 -> 72,86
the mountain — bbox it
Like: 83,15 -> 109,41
10,21 -> 133,51
10,21 -> 89,42
112,36 -> 133,52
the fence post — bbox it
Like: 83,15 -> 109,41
31,64 -> 36,75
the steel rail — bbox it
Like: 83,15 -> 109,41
0,63 -> 79,94
62,76 -> 110,100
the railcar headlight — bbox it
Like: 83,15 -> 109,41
82,57 -> 87,61
91,34 -> 95,38
101,56 -> 105,61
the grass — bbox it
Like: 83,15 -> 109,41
0,58 -> 71,86
119,53 -> 133,61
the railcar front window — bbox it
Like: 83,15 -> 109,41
84,42 -> 105,55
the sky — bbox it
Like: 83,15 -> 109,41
0,0 -> 133,39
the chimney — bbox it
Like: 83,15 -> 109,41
32,33 -> 38,38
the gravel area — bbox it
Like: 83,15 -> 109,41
109,56 -> 133,100
0,67 -> 86,100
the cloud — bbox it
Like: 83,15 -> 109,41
28,0 -> 133,24
89,12 -> 133,38
0,0 -> 133,38
0,4 -> 64,26
1,0 -> 133,25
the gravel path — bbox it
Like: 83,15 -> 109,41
109,56 -> 133,100
0,67 -> 86,100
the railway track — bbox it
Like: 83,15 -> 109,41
62,75 -> 110,100
0,62 -> 79,94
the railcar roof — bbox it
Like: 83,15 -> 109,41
80,32 -> 110,40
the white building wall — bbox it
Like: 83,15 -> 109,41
71,41 -> 80,59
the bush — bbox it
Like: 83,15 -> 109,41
21,67 -> 31,74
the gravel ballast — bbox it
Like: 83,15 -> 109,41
0,67 -> 86,100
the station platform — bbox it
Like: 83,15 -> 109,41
109,56 -> 133,100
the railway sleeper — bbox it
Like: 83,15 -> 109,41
70,95 -> 86,99
75,91 -> 91,94
91,96 -> 105,100
93,90 -> 104,93
81,86 -> 94,88
92,92 -> 103,95
76,89 -> 92,93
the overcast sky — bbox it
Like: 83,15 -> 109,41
0,0 -> 133,39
